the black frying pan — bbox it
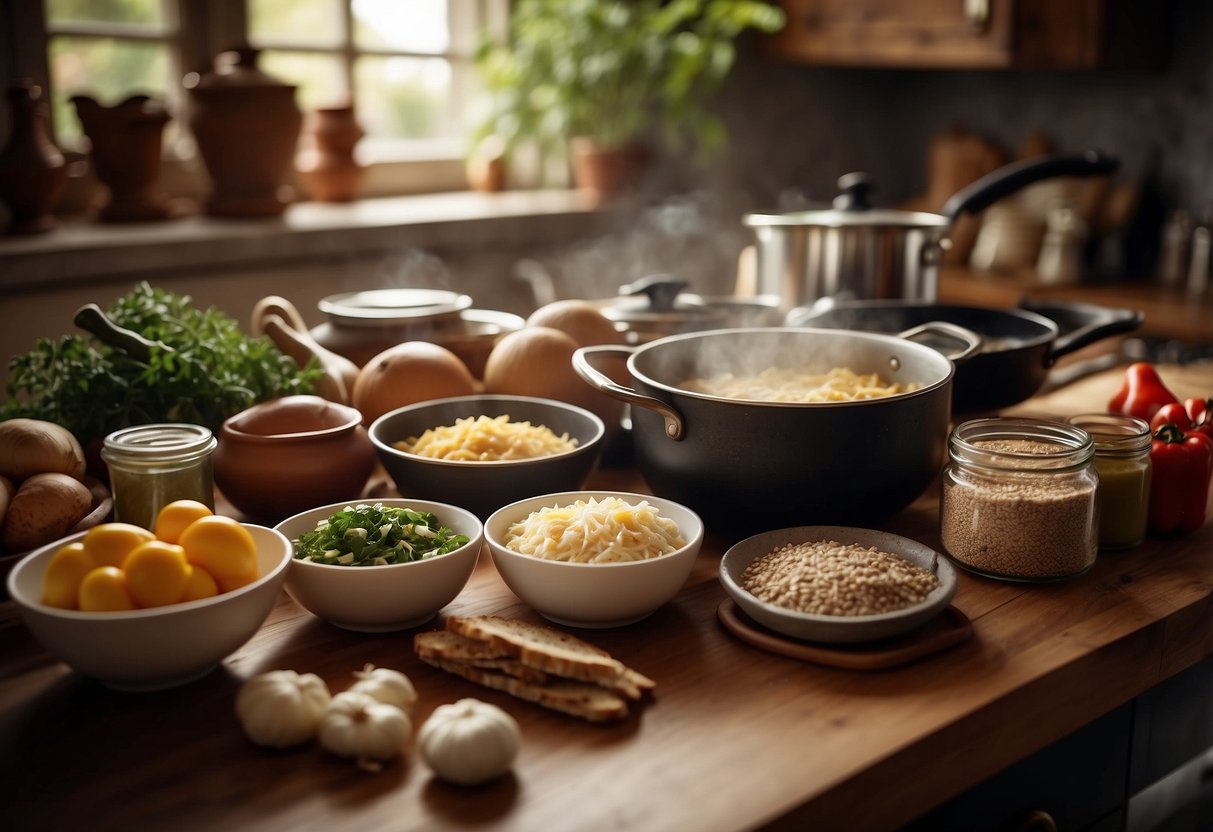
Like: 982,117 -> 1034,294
786,299 -> 1143,412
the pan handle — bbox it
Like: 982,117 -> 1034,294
897,321 -> 984,365
1019,298 -> 1145,367
572,345 -> 686,441
941,151 -> 1120,223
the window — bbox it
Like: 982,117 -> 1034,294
16,0 -> 507,194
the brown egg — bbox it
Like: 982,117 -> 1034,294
352,341 -> 477,425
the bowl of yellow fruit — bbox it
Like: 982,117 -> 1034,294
5,500 -> 291,691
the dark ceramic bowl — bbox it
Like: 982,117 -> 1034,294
369,395 -> 606,519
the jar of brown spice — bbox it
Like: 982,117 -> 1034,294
940,417 -> 1098,582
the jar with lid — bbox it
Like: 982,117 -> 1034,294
101,424 -> 217,530
940,417 -> 1099,582
1068,413 -> 1152,550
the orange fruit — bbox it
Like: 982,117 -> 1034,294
180,565 -> 219,602
123,540 -> 191,608
78,566 -> 135,612
154,500 -> 214,544
179,516 -> 258,581
82,523 -> 155,569
41,542 -> 95,609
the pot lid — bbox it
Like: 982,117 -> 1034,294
319,288 -> 473,327
597,276 -> 727,330
744,172 -> 951,230
184,48 -> 296,92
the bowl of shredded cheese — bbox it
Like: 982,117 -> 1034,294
484,490 -> 704,628
369,395 -> 606,519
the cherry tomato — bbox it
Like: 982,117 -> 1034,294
41,542 -> 96,609
78,566 -> 135,612
82,523 -> 155,569
154,500 -> 214,545
123,540 -> 191,608
179,516 -> 258,581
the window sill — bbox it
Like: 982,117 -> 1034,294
0,189 -> 608,293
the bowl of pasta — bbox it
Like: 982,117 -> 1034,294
369,395 -> 606,519
483,490 -> 704,628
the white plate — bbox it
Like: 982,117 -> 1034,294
719,525 -> 956,644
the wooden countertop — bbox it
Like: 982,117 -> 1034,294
2,364 -> 1212,832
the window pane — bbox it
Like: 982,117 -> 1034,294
46,0 -> 163,26
250,0 -> 344,47
356,55 -> 465,141
354,0 -> 449,54
258,51 -> 346,111
48,36 -> 169,140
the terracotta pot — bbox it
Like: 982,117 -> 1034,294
296,104 -> 365,202
569,137 -> 649,201
185,48 -> 303,217
71,94 -> 174,222
0,80 -> 68,234
213,395 -> 376,522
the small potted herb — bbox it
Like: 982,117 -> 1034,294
472,0 -> 785,195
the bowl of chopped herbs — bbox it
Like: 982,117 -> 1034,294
275,499 -> 483,632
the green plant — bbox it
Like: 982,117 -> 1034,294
473,0 -> 784,165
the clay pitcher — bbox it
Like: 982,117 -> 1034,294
185,48 -> 302,217
296,104 -> 365,202
71,94 -> 174,222
0,80 -> 68,234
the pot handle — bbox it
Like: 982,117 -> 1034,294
896,321 -> 984,365
572,345 -> 686,441
941,150 -> 1120,223
1019,298 -> 1144,366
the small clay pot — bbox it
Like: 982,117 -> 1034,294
214,395 -> 376,522
71,94 -> 174,222
296,104 -> 365,202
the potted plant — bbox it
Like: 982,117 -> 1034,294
472,0 -> 785,196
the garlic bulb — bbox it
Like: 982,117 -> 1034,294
417,698 -> 521,786
235,670 -> 332,749
319,691 -> 411,768
348,664 -> 418,711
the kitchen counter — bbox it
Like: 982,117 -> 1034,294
2,363 -> 1212,831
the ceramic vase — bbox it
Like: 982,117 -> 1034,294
568,136 -> 649,203
0,80 -> 68,234
71,94 -> 174,222
185,48 -> 303,217
296,104 -> 365,202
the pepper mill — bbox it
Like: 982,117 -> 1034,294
0,79 -> 68,234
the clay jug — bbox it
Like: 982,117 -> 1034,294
296,104 -> 365,202
185,48 -> 302,217
0,80 -> 68,234
71,94 -> 174,222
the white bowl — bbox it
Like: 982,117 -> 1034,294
484,490 -> 704,628
275,499 -> 483,632
719,526 -> 957,644
6,524 -> 291,691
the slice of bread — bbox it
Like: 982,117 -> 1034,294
446,615 -> 656,695
414,630 -> 549,685
417,654 -> 630,722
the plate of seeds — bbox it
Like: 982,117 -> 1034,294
719,526 -> 957,644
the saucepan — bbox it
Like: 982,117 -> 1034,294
572,326 -> 980,533
786,298 -> 1143,412
742,151 -> 1119,312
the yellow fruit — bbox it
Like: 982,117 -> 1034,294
82,523 -> 155,569
180,565 -> 219,602
154,500 -> 214,545
78,566 -> 135,612
217,570 -> 259,593
41,542 -> 95,609
179,515 -> 258,581
123,540 -> 191,608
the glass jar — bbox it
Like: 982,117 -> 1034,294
101,424 -> 216,530
1068,413 -> 1152,551
941,417 -> 1099,582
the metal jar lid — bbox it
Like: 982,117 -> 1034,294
101,423 -> 217,468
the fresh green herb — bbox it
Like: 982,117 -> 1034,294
293,503 -> 471,566
2,282 -> 320,445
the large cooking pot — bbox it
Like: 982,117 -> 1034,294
743,151 -> 1119,312
573,327 -> 975,533
786,298 -> 1143,412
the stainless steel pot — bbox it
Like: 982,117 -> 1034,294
573,327 -> 976,533
743,151 -> 1119,312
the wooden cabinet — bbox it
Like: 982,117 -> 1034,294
766,0 -> 1169,71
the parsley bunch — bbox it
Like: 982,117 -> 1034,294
1,282 -> 320,444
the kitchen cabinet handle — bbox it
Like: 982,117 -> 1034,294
964,0 -> 990,32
